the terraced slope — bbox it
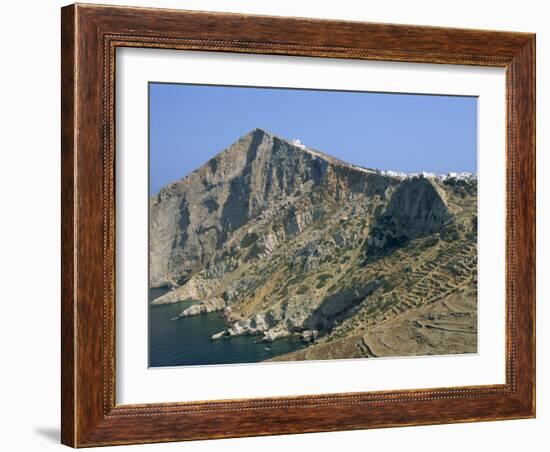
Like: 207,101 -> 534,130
150,128 -> 477,360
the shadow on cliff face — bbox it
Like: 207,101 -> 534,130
303,281 -> 381,335
218,130 -> 265,244
176,197 -> 190,248
363,176 -> 453,263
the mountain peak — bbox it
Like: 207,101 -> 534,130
239,128 -> 376,174
245,127 -> 273,138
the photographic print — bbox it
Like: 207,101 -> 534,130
61,6 -> 535,444
148,83 -> 478,367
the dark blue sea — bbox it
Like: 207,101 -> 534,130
148,288 -> 305,367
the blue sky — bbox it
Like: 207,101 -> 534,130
149,83 -> 477,195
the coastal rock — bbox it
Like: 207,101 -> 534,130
211,331 -> 227,340
224,313 -> 272,337
152,278 -> 204,305
299,329 -> 318,343
178,298 -> 224,318
262,328 -> 291,342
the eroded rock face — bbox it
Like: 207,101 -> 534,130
367,176 -> 452,255
149,128 -> 478,359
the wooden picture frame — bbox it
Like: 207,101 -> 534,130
61,3 -> 535,447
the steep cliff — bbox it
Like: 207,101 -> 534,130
149,128 -> 477,359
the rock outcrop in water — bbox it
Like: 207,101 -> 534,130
150,128 -> 478,359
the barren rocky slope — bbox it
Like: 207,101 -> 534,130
150,128 -> 477,359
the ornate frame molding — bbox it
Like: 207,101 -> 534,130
62,4 -> 535,447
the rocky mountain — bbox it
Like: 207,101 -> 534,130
149,128 -> 478,359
